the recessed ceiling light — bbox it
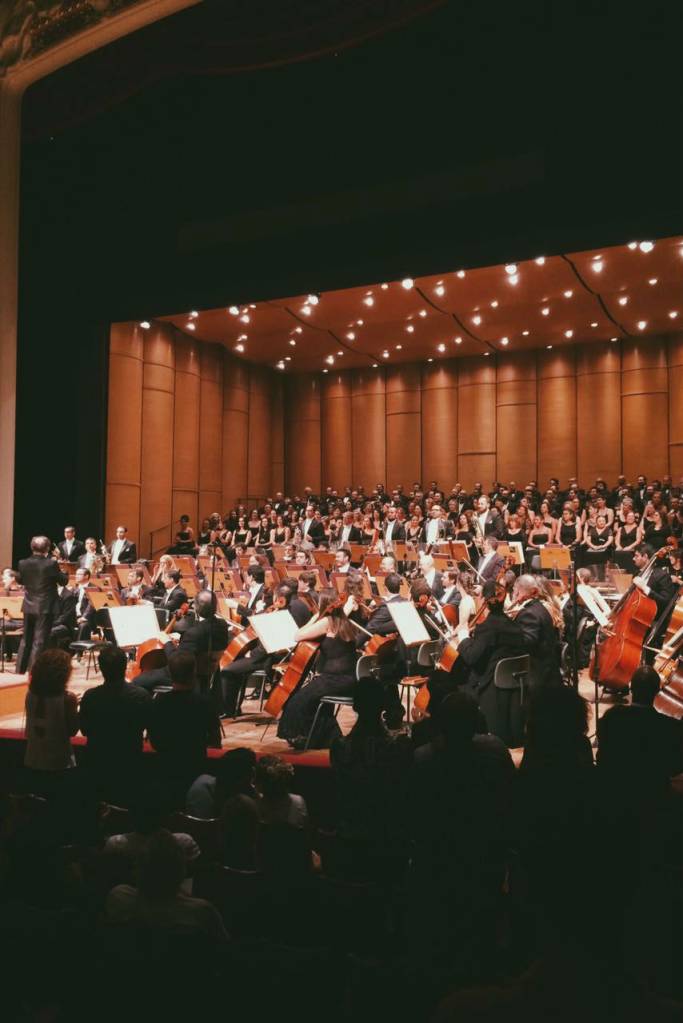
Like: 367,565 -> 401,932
301,306 -> 311,316
472,315 -> 482,326
187,323 -> 196,331
565,330 -> 573,338
546,345 -> 553,349
541,307 -> 550,316
238,334 -> 247,341
382,350 -> 390,358
419,310 -> 427,318
639,241 -> 654,253
535,256 -> 546,265
346,332 -> 355,340
490,300 -> 499,308
456,270 -> 466,278
427,358 -> 433,362
508,274 -> 519,285
454,336 -> 462,344
563,290 -> 573,298
484,352 -> 490,357
669,311 -> 679,319
295,326 -> 303,334
373,363 -> 378,368
228,306 -> 239,315
308,294 -> 319,305
401,278 -> 414,289
289,339 -> 296,346
235,343 -> 245,353
323,368 -> 329,374
522,330 -> 530,336
618,296 -> 628,306
406,325 -> 415,333
189,310 -> 198,318
590,322 -> 598,328
381,283 -> 389,290
610,337 -> 618,342
637,320 -> 647,330
139,321 -> 150,330
285,356 -> 292,361
437,343 -> 446,352
434,284 -> 445,297
592,260 -> 603,273
337,351 -> 343,356
648,278 -> 658,285
505,264 -> 517,275
276,361 -> 286,370
363,296 -> 375,307
240,314 -> 250,323
627,242 -> 638,250
357,319 -> 364,326
501,337 -> 509,345
249,304 -> 256,309
396,344 -> 402,350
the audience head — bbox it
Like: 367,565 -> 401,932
384,572 -> 403,595
167,651 -> 195,689
254,754 -> 294,803
514,573 -> 539,601
247,565 -> 265,586
630,665 -> 660,706
194,589 -> 216,619
29,648 -> 72,696
437,690 -> 479,747
136,829 -> 186,901
98,644 -> 127,684
525,685 -> 589,757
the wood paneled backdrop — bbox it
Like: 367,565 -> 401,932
107,325 -> 683,554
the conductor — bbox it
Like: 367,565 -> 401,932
16,536 -> 68,674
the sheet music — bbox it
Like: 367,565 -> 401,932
387,600 -> 431,646
249,609 -> 299,653
108,604 -> 163,647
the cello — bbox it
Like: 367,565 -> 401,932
126,602 -> 189,681
593,543 -> 675,690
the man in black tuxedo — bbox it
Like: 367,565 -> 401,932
16,536 -> 68,673
109,525 -> 138,565
631,543 -> 678,664
120,568 -> 147,604
72,567 -> 97,641
337,511 -> 362,546
473,495 -> 505,540
383,507 -> 406,547
155,570 -> 188,615
512,574 -> 561,688
49,583 -> 78,648
57,526 -> 85,563
476,537 -> 506,582
300,506 -> 325,545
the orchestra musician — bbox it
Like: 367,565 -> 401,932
57,526 -> 85,564
631,543 -> 678,664
424,506 -> 446,547
418,553 -> 444,600
155,571 -> 188,614
511,574 -> 562,688
16,536 -> 68,673
300,505 -> 325,545
383,507 -> 406,547
120,568 -> 148,604
474,495 -> 505,540
72,567 -> 97,641
338,511 -> 362,546
476,537 -> 506,582
78,537 -> 102,572
334,548 -> 353,574
109,525 -> 137,565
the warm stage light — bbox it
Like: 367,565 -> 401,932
541,307 -> 550,316
187,323 -> 195,331
546,345 -> 553,349
535,257 -> 545,265
289,339 -> 296,346
406,325 -> 415,333
435,284 -> 445,297
508,274 -> 519,285
456,270 -> 466,278
326,355 -> 335,364
639,241 -> 654,253
627,242 -> 637,250
648,278 -> 658,285
301,306 -> 312,316
419,310 -> 427,317
190,310 -> 198,318
522,330 -> 530,336
276,361 -> 285,370
637,320 -> 647,330
505,264 -> 517,275
382,350 -> 390,358
364,296 -> 375,306
563,290 -> 573,298
235,343 -> 245,353
228,306 -> 239,315
618,296 -> 628,306
472,315 -> 482,326
564,330 -> 573,338
669,311 -> 679,319
139,321 -> 150,330
501,337 -> 509,345
490,300 -> 499,308
592,260 -> 603,273
454,336 -> 462,344
308,294 -> 319,305
590,322 -> 598,327
240,314 -> 250,323
401,278 -> 414,289
346,332 -> 355,340
437,343 -> 446,352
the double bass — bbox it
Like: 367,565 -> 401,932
593,543 -> 675,690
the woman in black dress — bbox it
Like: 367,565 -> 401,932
582,513 -> 613,579
525,515 -> 553,570
277,589 -> 358,750
197,518 -> 213,547
270,514 -> 290,547
232,516 -> 252,549
614,509 -> 641,571
406,514 -> 424,544
503,513 -> 526,573
555,507 -> 582,556
644,508 -> 669,551
255,515 -> 273,560
168,515 -> 195,555
454,513 -> 475,561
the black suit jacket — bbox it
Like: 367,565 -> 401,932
481,510 -> 505,539
159,585 -> 189,614
109,539 -> 138,564
365,597 -> 403,637
167,615 -> 230,658
458,613 -> 527,694
515,598 -> 561,687
17,556 -> 68,615
338,525 -> 363,546
53,588 -> 77,632
646,564 -> 678,615
72,585 -> 95,621
289,596 -> 315,628
383,521 -> 406,544
58,539 -> 86,563
300,519 -> 325,544
477,552 -> 506,582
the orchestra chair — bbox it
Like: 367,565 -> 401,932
356,653 -> 379,681
99,803 -> 132,837
237,669 -> 269,711
69,638 -> 108,680
303,694 -> 355,751
165,811 -> 224,863
493,654 -> 530,703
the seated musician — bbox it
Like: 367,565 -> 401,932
73,567 -> 97,642
57,526 -> 85,564
233,566 -> 267,625
360,572 -> 407,729
561,567 -> 608,669
476,537 -> 505,583
217,582 -> 305,718
1,568 -> 24,660
134,590 -> 230,693
631,543 -> 678,665
2,567 -> 22,595
334,547 -> 353,575
293,548 -> 311,567
49,581 -> 77,650
277,588 -> 358,750
120,568 -> 149,604
455,580 -> 527,746
155,571 -> 188,614
511,574 -> 562,688
109,525 -> 137,565
295,570 -> 319,612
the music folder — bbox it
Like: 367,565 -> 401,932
108,604 -> 163,648
249,609 -> 299,654
387,600 -> 431,646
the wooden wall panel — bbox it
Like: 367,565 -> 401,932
222,355 -> 249,511
537,349 -> 576,486
668,336 -> 683,479
106,322 -> 143,542
321,373 -> 352,491
199,346 -> 223,521
458,358 -> 495,489
247,365 -> 272,501
576,344 -> 621,484
421,362 -> 458,488
496,351 -> 537,485
270,376 -> 284,496
172,337 -> 200,538
285,374 -> 321,496
351,369 -> 385,490
621,339 -> 669,481
140,325 -> 175,556
386,364 -> 421,488
458,454 -> 497,491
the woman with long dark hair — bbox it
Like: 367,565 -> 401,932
277,588 -> 359,750
23,648 -> 79,795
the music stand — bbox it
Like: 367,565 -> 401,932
312,550 -> 335,572
114,563 -> 153,588
539,545 -> 571,578
348,543 -> 366,565
449,541 -> 471,566
88,590 -> 122,610
0,597 -> 23,672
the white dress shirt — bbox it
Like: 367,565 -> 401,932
111,540 -> 124,564
426,519 -> 440,545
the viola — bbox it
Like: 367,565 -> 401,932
126,602 -> 189,681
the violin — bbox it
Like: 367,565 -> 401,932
126,602 -> 189,681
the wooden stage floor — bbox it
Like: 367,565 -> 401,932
0,659 -> 616,766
